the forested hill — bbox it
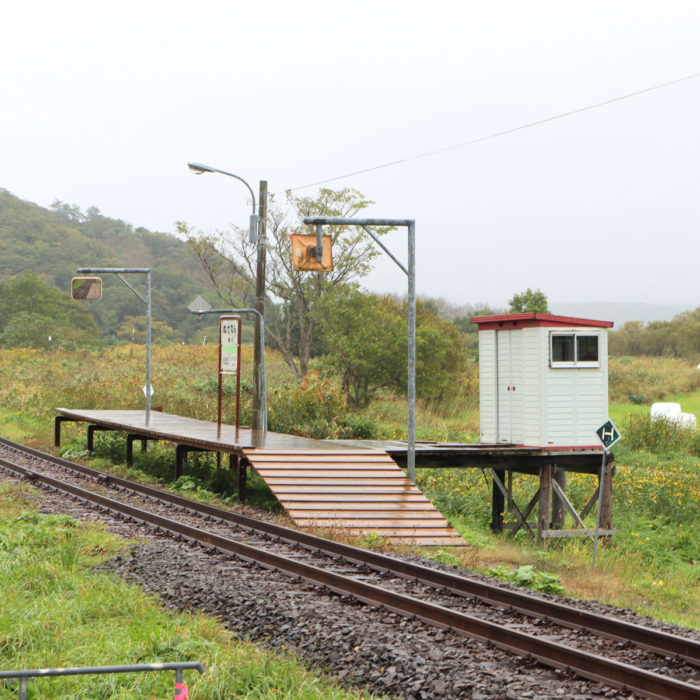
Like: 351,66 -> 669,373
0,189 -> 218,343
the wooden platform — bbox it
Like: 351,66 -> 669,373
55,409 -> 464,546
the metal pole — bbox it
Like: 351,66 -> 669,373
300,217 -> 417,483
407,221 -> 416,483
146,269 -> 152,417
592,449 -> 608,568
252,181 -> 268,432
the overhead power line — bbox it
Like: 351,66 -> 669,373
279,71 -> 700,194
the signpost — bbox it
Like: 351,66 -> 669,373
218,315 -> 242,432
593,419 -> 621,567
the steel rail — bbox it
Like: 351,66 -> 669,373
2,437 -> 699,667
0,454 -> 698,700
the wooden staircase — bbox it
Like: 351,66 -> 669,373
242,448 -> 464,546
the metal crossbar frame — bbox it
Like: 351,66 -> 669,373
0,662 -> 205,699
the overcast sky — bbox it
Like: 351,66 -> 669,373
2,1 -> 699,309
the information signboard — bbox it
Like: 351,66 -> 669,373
219,316 -> 240,373
218,315 -> 242,431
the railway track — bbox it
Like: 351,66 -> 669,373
1,437 -> 698,700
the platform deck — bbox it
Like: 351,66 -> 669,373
55,409 -> 464,546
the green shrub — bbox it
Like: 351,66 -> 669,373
485,565 -> 565,595
623,414 -> 698,455
268,371 -> 377,439
341,413 -> 377,439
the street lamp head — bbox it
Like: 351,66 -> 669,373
187,162 -> 215,175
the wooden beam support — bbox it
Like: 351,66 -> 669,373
87,425 -> 114,452
54,416 -> 82,447
491,470 -> 505,533
552,466 -> 566,529
237,457 -> 248,502
538,464 -> 552,541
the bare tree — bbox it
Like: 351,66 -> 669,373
178,188 -> 390,379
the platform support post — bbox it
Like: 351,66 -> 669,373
237,457 -> 248,503
126,435 -> 138,467
490,469 -> 505,533
552,466 -> 566,529
54,417 -> 80,447
87,425 -> 97,452
538,464 -> 553,541
175,445 -> 186,479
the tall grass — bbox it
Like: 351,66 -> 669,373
608,356 -> 700,404
0,345 -> 294,441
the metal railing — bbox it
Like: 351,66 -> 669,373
0,662 -> 205,699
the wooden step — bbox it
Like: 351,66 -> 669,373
243,448 -> 464,546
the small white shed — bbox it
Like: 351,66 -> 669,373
470,313 -> 614,448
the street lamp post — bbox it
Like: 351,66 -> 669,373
302,217 -> 417,483
187,162 -> 266,433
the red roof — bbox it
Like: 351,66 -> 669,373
469,312 -> 614,330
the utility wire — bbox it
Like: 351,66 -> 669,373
278,71 -> 700,194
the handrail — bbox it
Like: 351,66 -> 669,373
0,662 -> 205,699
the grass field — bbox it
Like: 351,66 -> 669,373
0,345 -> 698,694
0,482 -> 378,699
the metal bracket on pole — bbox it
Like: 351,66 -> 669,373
301,216 -> 416,483
76,267 -> 152,418
310,223 -> 324,263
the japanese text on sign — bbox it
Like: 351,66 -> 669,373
220,317 -> 240,373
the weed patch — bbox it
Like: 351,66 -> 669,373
485,565 -> 565,595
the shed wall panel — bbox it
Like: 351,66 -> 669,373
478,331 -> 497,442
522,327 -> 545,446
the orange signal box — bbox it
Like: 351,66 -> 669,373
289,233 -> 334,271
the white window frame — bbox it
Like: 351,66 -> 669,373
549,331 -> 601,368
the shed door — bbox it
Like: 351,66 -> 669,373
496,330 -> 523,443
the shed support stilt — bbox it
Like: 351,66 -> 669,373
490,469 -> 505,533
538,464 -> 553,541
552,466 -> 566,529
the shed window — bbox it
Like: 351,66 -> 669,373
550,333 -> 600,368
551,335 -> 574,362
